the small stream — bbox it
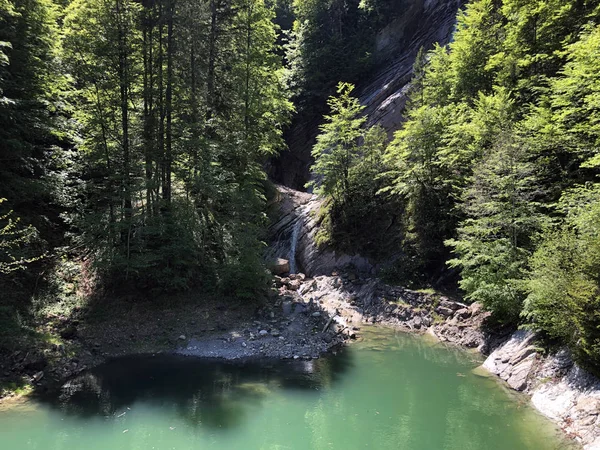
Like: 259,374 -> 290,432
0,327 -> 575,449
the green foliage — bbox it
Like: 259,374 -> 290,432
60,0 -> 292,295
549,24 -> 600,169
0,199 -> 45,274
447,135 -> 544,323
525,185 -> 600,372
307,83 -> 394,257
285,0 -> 403,113
307,82 -> 366,205
381,0 -> 600,325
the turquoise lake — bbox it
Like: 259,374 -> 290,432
0,327 -> 575,449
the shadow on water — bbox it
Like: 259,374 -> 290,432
36,350 -> 354,430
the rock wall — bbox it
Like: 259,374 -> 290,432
484,331 -> 600,449
267,185 -> 373,276
359,0 -> 463,139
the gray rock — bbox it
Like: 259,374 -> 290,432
507,354 -> 536,391
455,308 -> 471,320
270,258 -> 290,275
436,306 -> 454,317
282,301 -> 292,316
575,397 -> 600,415
509,345 -> 537,366
293,303 -> 307,315
32,371 -> 44,382
439,298 -> 460,311
259,330 -> 269,336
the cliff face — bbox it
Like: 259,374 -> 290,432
360,0 -> 462,137
271,0 -> 463,190
267,185 -> 373,277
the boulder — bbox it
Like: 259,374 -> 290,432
288,279 -> 302,291
455,308 -> 471,320
439,298 -> 461,311
469,302 -> 484,315
436,306 -> 454,317
412,316 -> 422,329
507,354 -> 536,391
270,258 -> 290,275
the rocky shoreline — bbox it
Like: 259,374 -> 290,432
2,268 -> 599,449
256,270 -> 600,449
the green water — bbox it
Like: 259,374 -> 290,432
0,327 -> 574,450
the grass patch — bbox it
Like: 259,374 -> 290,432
415,288 -> 437,295
0,380 -> 33,399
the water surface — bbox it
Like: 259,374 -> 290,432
0,327 -> 574,449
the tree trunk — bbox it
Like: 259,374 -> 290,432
206,0 -> 218,121
163,0 -> 174,205
116,0 -> 132,224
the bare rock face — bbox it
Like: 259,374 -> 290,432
432,302 -> 491,350
483,330 -> 537,389
267,185 -> 373,277
360,0 -> 463,139
483,330 -> 600,449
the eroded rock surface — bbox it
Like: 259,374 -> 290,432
268,185 -> 373,277
484,332 -> 600,449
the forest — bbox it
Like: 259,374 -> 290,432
2,0 -> 600,378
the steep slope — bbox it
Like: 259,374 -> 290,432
271,0 -> 463,190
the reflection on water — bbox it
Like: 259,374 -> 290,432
44,352 -> 354,429
0,327 -> 577,450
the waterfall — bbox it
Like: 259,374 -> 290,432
288,219 -> 302,274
